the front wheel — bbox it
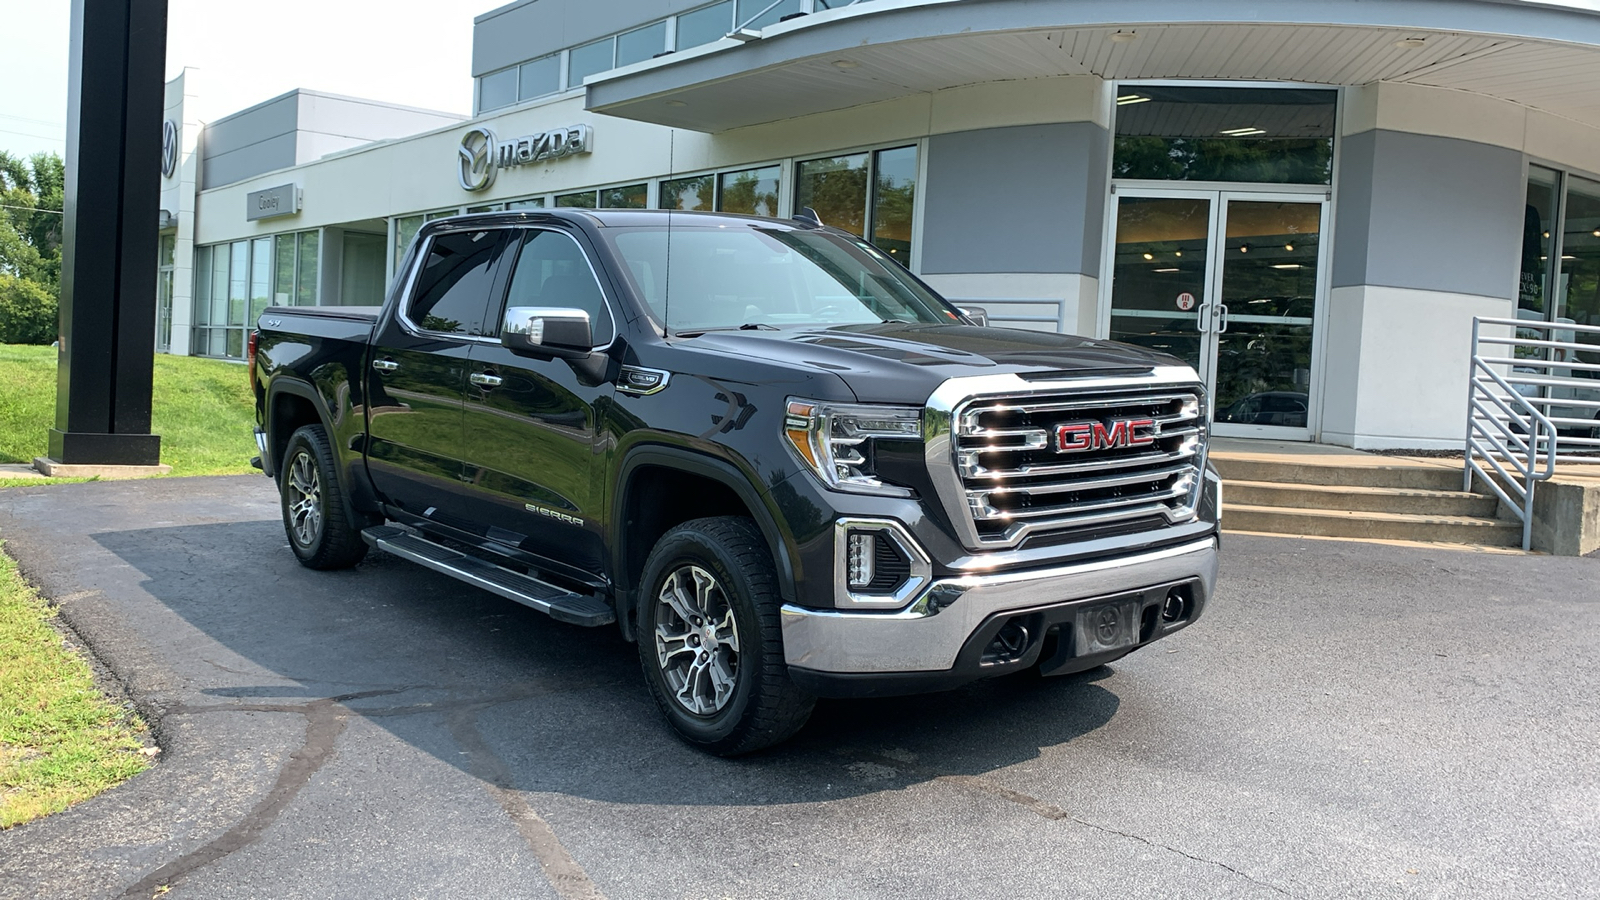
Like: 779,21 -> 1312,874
637,517 -> 814,755
280,425 -> 370,570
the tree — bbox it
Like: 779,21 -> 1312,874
0,150 -> 64,344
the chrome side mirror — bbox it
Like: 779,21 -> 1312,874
502,306 -> 593,359
958,306 -> 989,327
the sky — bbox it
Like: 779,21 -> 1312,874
0,0 -> 491,161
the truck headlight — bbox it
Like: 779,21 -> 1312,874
784,399 -> 921,496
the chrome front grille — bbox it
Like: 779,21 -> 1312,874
928,373 -> 1207,550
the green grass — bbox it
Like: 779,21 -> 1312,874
0,546 -> 151,828
0,344 -> 256,477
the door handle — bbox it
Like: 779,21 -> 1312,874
469,371 -> 503,388
1216,303 -> 1230,334
372,358 -> 399,373
1196,301 -> 1213,334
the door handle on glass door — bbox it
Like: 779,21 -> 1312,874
1196,302 -> 1213,334
372,358 -> 399,373
469,371 -> 503,388
1216,304 -> 1230,334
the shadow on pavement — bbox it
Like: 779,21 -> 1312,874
91,519 -> 1120,807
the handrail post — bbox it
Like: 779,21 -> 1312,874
1464,317 -> 1481,493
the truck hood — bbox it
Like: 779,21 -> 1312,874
680,323 -> 1187,405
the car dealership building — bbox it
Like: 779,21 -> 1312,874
155,0 -> 1600,449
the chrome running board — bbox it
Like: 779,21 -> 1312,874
361,525 -> 614,627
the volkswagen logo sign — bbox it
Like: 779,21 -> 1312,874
160,120 -> 178,179
457,126 -> 497,192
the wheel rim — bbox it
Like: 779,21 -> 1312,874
653,564 -> 741,717
286,450 -> 323,548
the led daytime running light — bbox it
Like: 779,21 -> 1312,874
783,398 -> 922,495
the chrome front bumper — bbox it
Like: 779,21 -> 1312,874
779,537 -> 1218,675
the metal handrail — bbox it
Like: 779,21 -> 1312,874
1463,315 -> 1600,549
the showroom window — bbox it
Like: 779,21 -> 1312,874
1112,86 -> 1337,185
795,145 -> 918,264
660,164 -> 780,217
1517,164 -> 1600,374
156,233 -> 174,352
1521,166 -> 1600,328
193,230 -> 319,359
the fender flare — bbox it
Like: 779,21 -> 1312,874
265,378 -> 336,476
266,377 -> 377,529
613,445 -> 798,636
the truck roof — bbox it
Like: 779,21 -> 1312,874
425,208 -> 822,231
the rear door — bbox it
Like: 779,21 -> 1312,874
459,227 -> 618,575
365,226 -> 508,526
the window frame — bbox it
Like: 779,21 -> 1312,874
396,226 -> 513,342
488,225 -> 622,349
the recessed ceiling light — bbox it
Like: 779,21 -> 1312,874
1395,37 -> 1428,48
1109,31 -> 1140,43
832,59 -> 859,69
665,99 -> 687,107
1143,252 -> 1155,260
1593,229 -> 1600,237
1284,243 -> 1295,252
1239,245 -> 1250,253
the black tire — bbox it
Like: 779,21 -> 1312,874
280,425 -> 371,570
637,516 -> 814,756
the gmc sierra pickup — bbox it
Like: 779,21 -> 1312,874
251,208 -> 1221,755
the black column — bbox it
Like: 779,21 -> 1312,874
48,0 -> 169,466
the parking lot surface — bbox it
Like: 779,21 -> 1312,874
0,476 -> 1595,899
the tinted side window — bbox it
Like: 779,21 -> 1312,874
407,230 -> 502,336
494,229 -> 613,342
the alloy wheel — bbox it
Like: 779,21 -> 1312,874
286,450 -> 323,548
653,564 -> 742,716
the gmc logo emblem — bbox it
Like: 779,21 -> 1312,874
1055,418 -> 1157,453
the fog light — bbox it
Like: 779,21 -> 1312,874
847,532 -> 875,588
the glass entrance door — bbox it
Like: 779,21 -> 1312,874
1104,189 -> 1326,440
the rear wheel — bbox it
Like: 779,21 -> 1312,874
280,425 -> 370,570
637,517 -> 814,755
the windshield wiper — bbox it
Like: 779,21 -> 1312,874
668,321 -> 780,336
672,322 -> 782,338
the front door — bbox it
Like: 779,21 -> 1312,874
459,227 -> 616,581
1103,189 -> 1327,440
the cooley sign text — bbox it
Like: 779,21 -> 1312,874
457,124 -> 593,192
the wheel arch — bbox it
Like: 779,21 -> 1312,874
265,378 -> 331,478
613,445 -> 797,642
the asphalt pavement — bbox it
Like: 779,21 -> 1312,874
0,475 -> 1595,900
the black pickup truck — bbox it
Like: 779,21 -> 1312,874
251,208 -> 1221,754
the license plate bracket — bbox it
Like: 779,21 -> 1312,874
1075,598 -> 1142,656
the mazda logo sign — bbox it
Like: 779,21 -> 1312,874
457,125 -> 497,192
455,123 -> 593,193
160,119 -> 178,179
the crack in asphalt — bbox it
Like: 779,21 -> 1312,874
447,706 -> 607,900
846,750 -> 1296,899
114,694 -> 372,900
118,685 -> 607,899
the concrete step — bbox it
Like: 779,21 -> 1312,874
1224,480 -> 1501,518
1212,456 -> 1465,491
1220,504 -> 1523,547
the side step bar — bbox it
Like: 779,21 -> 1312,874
361,525 -> 615,627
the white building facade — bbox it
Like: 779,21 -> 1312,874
156,0 -> 1600,449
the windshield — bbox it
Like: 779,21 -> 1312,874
605,225 -> 961,334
